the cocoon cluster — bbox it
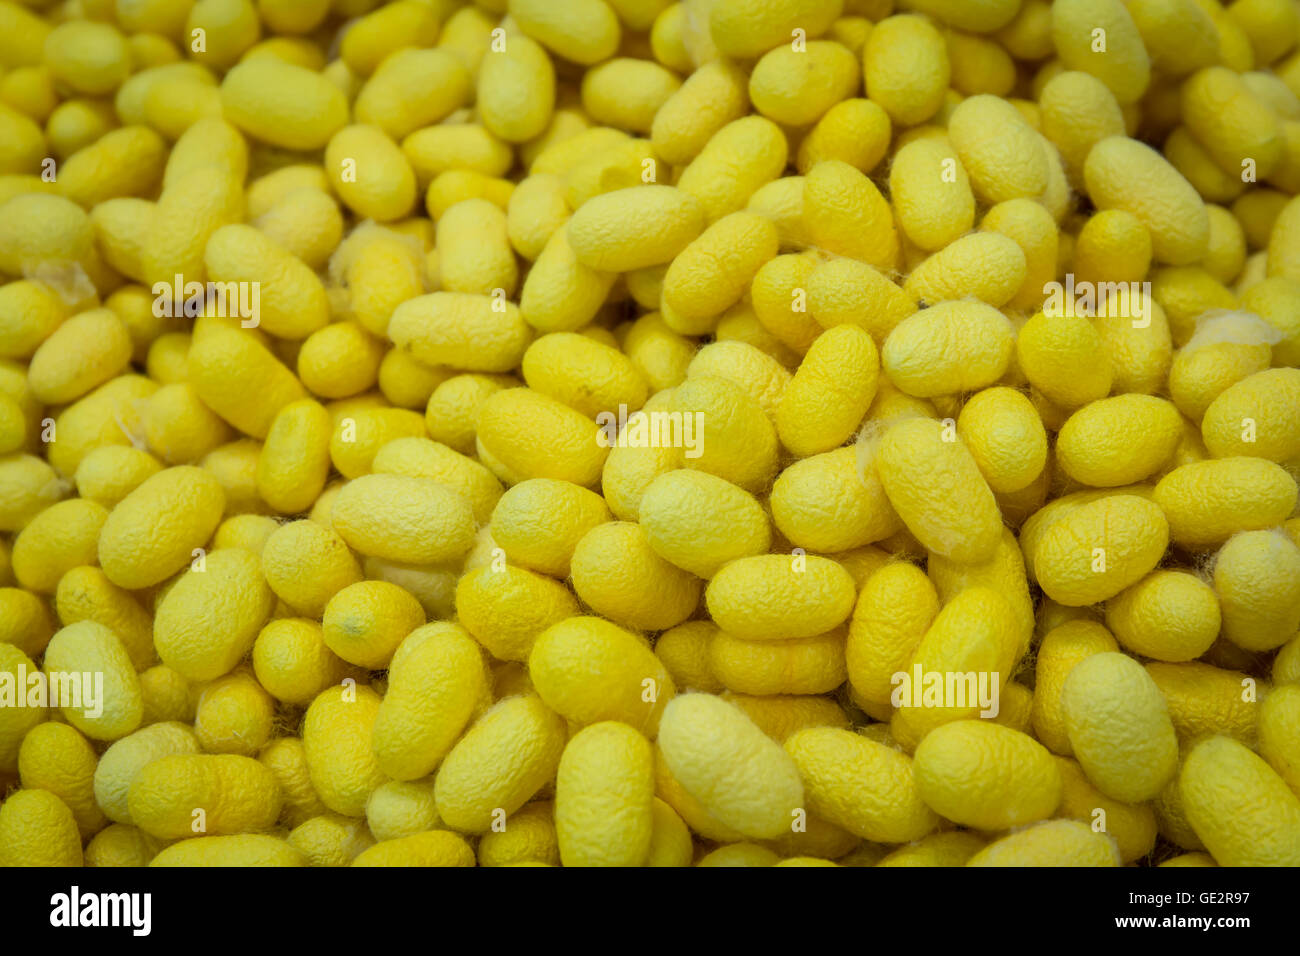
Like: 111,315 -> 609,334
3,0 -> 1300,870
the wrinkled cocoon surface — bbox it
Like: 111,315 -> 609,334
2,0 -> 1300,871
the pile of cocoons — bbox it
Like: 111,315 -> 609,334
4,0 -> 1300,868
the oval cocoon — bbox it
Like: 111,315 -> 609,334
153,549 -> 275,682
913,721 -> 1061,830
434,694 -> 568,832
42,621 -> 142,741
706,554 -> 855,641
555,722 -> 655,867
98,466 -> 225,590
332,474 -> 476,565
874,417 -> 1003,564
1062,652 -> 1179,803
657,693 -> 804,840
530,616 -> 675,735
785,726 -> 937,842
